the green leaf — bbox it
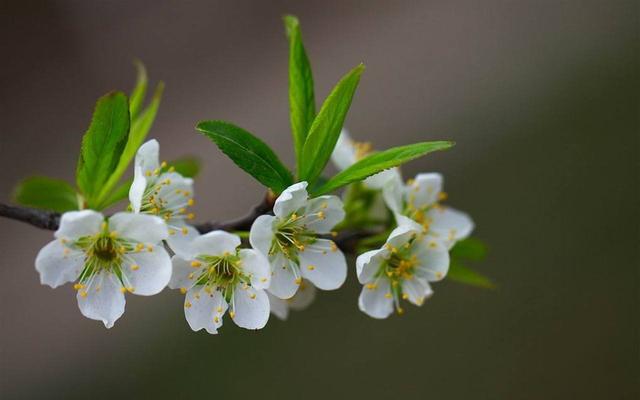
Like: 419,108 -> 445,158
98,179 -> 132,210
312,141 -> 454,195
129,60 -> 148,120
13,176 -> 79,212
170,156 -> 201,178
97,82 -> 164,205
448,261 -> 495,289
284,15 -> 315,172
196,120 -> 293,193
299,64 -> 364,183
76,91 -> 130,208
451,237 -> 487,261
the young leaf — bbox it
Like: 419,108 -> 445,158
448,261 -> 495,289
129,60 -> 148,120
13,176 -> 79,212
451,237 -> 487,261
76,92 -> 130,208
299,64 -> 364,183
97,179 -> 132,210
170,156 -> 201,178
312,141 -> 454,196
284,15 -> 315,172
196,120 -> 293,193
97,82 -> 164,205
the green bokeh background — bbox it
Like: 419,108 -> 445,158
0,1 -> 637,398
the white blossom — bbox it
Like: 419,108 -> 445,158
249,182 -> 347,299
267,279 -> 316,320
35,210 -> 171,328
356,223 -> 449,318
129,139 -> 199,257
169,231 -> 271,334
383,172 -> 474,249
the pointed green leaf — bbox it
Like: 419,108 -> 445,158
312,141 -> 454,195
13,176 -> 79,212
97,82 -> 164,205
129,60 -> 148,120
170,156 -> 201,178
196,120 -> 293,193
448,261 -> 495,289
451,237 -> 487,261
299,64 -> 364,183
76,91 -> 130,207
284,15 -> 315,172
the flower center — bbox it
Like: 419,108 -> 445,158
270,213 -> 316,259
194,252 -> 248,301
383,243 -> 418,283
139,170 -> 195,233
353,140 -> 373,160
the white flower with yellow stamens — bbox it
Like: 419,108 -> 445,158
169,231 -> 271,334
129,139 -> 198,257
383,172 -> 474,249
249,182 -> 347,299
356,223 -> 449,319
331,129 -> 401,189
35,210 -> 171,328
267,279 -> 316,320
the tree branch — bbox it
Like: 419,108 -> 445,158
0,201 -> 381,252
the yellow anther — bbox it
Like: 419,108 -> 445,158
429,241 -> 438,249
317,211 -> 325,220
397,307 -> 405,315
147,245 -> 153,252
131,264 -> 140,271
136,243 -> 145,252
178,208 -> 186,214
183,191 -> 191,197
216,306 -> 223,313
187,213 -> 195,220
168,166 -> 175,172
330,231 -> 338,237
181,227 -> 189,235
321,202 -> 328,209
260,277 -> 268,283
153,168 -> 160,176
391,280 -> 399,287
365,283 -> 377,290
185,301 -> 192,308
437,192 -> 448,201
163,179 -> 171,185
151,207 -> 159,214
118,246 -> 126,253
307,265 -> 315,271
73,283 -> 84,290
161,161 -> 167,168
402,293 -> 409,300
146,170 -> 152,177
435,272 -> 443,279
187,198 -> 195,206
214,316 -> 219,323
229,311 -> 235,318
180,287 -> 187,294
297,244 -> 305,251
175,189 -> 182,194
100,222 -> 107,231
250,293 -> 256,300
188,273 -> 195,280
127,287 -> 135,293
294,277 -> 302,285
80,291 -> 88,298
59,238 -> 67,244
384,293 -> 393,299
407,178 -> 415,186
330,242 -> 338,252
119,287 -> 127,293
169,229 -> 176,236
109,231 -> 117,238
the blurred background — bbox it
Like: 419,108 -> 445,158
0,1 -> 638,398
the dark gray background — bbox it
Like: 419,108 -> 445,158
1,1 -> 638,399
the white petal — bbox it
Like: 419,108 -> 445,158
267,293 -> 289,320
401,277 -> 433,306
394,214 -> 424,232
154,172 -> 194,207
165,222 -> 199,258
191,230 -> 240,257
413,237 -> 450,282
231,285 -> 269,330
184,286 -> 227,334
356,249 -> 386,284
427,207 -> 475,248
249,215 -> 275,256
77,272 -> 125,328
168,255 -> 200,291
267,252 -> 300,299
330,129 -> 357,170
358,278 -> 394,319
108,212 -> 168,244
135,139 -> 160,174
299,239 -> 347,291
273,181 -> 309,218
363,167 -> 402,190
386,223 -> 421,249
287,280 -> 316,311
405,173 -> 443,209
382,174 -> 405,214
122,246 -> 172,295
35,240 -> 84,288
129,165 -> 147,213
238,249 -> 270,289
302,195 -> 345,234
55,210 -> 104,240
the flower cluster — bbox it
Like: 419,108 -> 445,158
34,132 -> 474,331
